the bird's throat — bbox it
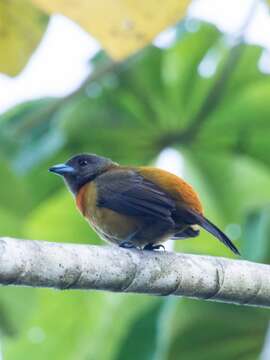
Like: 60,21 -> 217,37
75,183 -> 89,216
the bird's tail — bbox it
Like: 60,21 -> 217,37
194,212 -> 240,255
177,207 -> 240,255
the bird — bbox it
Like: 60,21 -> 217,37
49,153 -> 240,255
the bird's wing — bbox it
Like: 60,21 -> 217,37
137,167 -> 203,214
96,169 -> 175,221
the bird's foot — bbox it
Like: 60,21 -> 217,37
143,243 -> 165,251
119,241 -> 135,249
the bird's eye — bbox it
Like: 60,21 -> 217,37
79,159 -> 88,167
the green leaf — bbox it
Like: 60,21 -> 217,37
186,152 -> 270,222
195,80 -> 270,161
167,300 -> 268,360
224,45 -> 264,92
4,290 -> 105,360
86,294 -> 159,360
0,98 -> 65,173
0,159 -> 29,216
0,288 -> 37,337
242,206 -> 270,263
4,291 -> 157,360
24,190 -> 101,245
0,207 -> 22,238
115,300 -> 163,360
162,22 -> 220,125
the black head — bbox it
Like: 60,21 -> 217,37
49,154 -> 116,195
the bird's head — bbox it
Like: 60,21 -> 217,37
49,153 -> 115,195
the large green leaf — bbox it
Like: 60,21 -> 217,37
86,295 -> 159,360
195,80 -> 270,161
162,22 -> 220,124
167,300 -> 268,360
115,300 -> 163,360
4,290 -> 106,360
4,290 -> 158,360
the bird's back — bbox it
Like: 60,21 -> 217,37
136,167 -> 203,215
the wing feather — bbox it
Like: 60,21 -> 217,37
96,169 -> 175,221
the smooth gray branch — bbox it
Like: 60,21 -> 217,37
0,237 -> 269,307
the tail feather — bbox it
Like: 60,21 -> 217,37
194,213 -> 240,255
176,207 -> 240,255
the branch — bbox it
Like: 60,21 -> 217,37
0,237 -> 269,307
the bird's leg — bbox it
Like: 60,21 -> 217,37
120,220 -> 171,251
141,219 -> 174,251
143,243 -> 165,251
119,229 -> 141,249
119,241 -> 136,249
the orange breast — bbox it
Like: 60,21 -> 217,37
75,181 -> 140,244
138,167 -> 203,214
76,183 -> 90,215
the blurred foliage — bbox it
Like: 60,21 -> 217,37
32,0 -> 190,59
242,205 -> 270,263
168,299 -> 269,360
0,13 -> 270,360
0,0 -> 48,76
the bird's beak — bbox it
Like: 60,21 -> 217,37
49,164 -> 75,176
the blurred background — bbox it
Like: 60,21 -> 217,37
1,0 -> 270,358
